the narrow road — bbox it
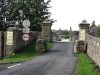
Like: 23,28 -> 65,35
0,42 -> 77,75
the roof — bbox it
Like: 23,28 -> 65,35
79,20 -> 90,25
89,24 -> 97,29
89,21 -> 97,29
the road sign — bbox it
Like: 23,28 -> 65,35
22,20 -> 30,28
22,34 -> 30,41
22,28 -> 30,33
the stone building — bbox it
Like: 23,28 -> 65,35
41,19 -> 52,42
89,21 -> 97,36
52,29 -> 69,41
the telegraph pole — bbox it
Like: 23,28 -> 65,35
69,26 -> 72,42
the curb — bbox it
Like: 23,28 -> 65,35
0,61 -> 22,65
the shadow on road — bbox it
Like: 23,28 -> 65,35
46,49 -> 61,53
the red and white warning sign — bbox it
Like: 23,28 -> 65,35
22,34 -> 30,41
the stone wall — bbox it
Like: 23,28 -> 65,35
86,34 -> 100,67
0,30 -> 48,57
13,31 -> 34,52
0,31 -> 35,57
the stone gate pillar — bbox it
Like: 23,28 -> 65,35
41,19 -> 52,42
74,20 -> 90,53
79,20 -> 90,41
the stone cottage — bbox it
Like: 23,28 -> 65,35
89,21 -> 97,36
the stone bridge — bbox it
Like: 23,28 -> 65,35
74,20 -> 100,68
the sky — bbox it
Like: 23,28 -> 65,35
50,0 -> 100,31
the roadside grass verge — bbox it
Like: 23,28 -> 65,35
47,42 -> 53,49
76,53 -> 100,75
0,43 -> 39,63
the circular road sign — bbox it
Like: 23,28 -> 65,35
22,20 -> 30,28
22,34 -> 30,41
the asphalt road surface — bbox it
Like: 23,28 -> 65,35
0,42 -> 77,75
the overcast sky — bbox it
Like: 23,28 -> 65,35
50,0 -> 100,30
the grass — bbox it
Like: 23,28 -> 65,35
47,42 -> 53,49
0,43 -> 39,63
76,53 -> 100,75
0,42 -> 54,63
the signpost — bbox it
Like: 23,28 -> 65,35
22,20 -> 30,28
22,33 -> 30,41
22,33 -> 30,46
23,28 -> 30,33
22,20 -> 30,46
22,20 -> 30,33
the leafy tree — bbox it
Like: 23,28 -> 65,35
0,0 -> 11,30
0,0 -> 51,30
96,26 -> 100,37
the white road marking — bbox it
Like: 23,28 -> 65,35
7,63 -> 21,69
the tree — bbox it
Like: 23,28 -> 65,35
0,0 -> 51,31
0,0 -> 11,30
96,25 -> 100,37
11,0 -> 51,30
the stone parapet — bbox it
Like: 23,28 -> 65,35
86,33 -> 100,68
